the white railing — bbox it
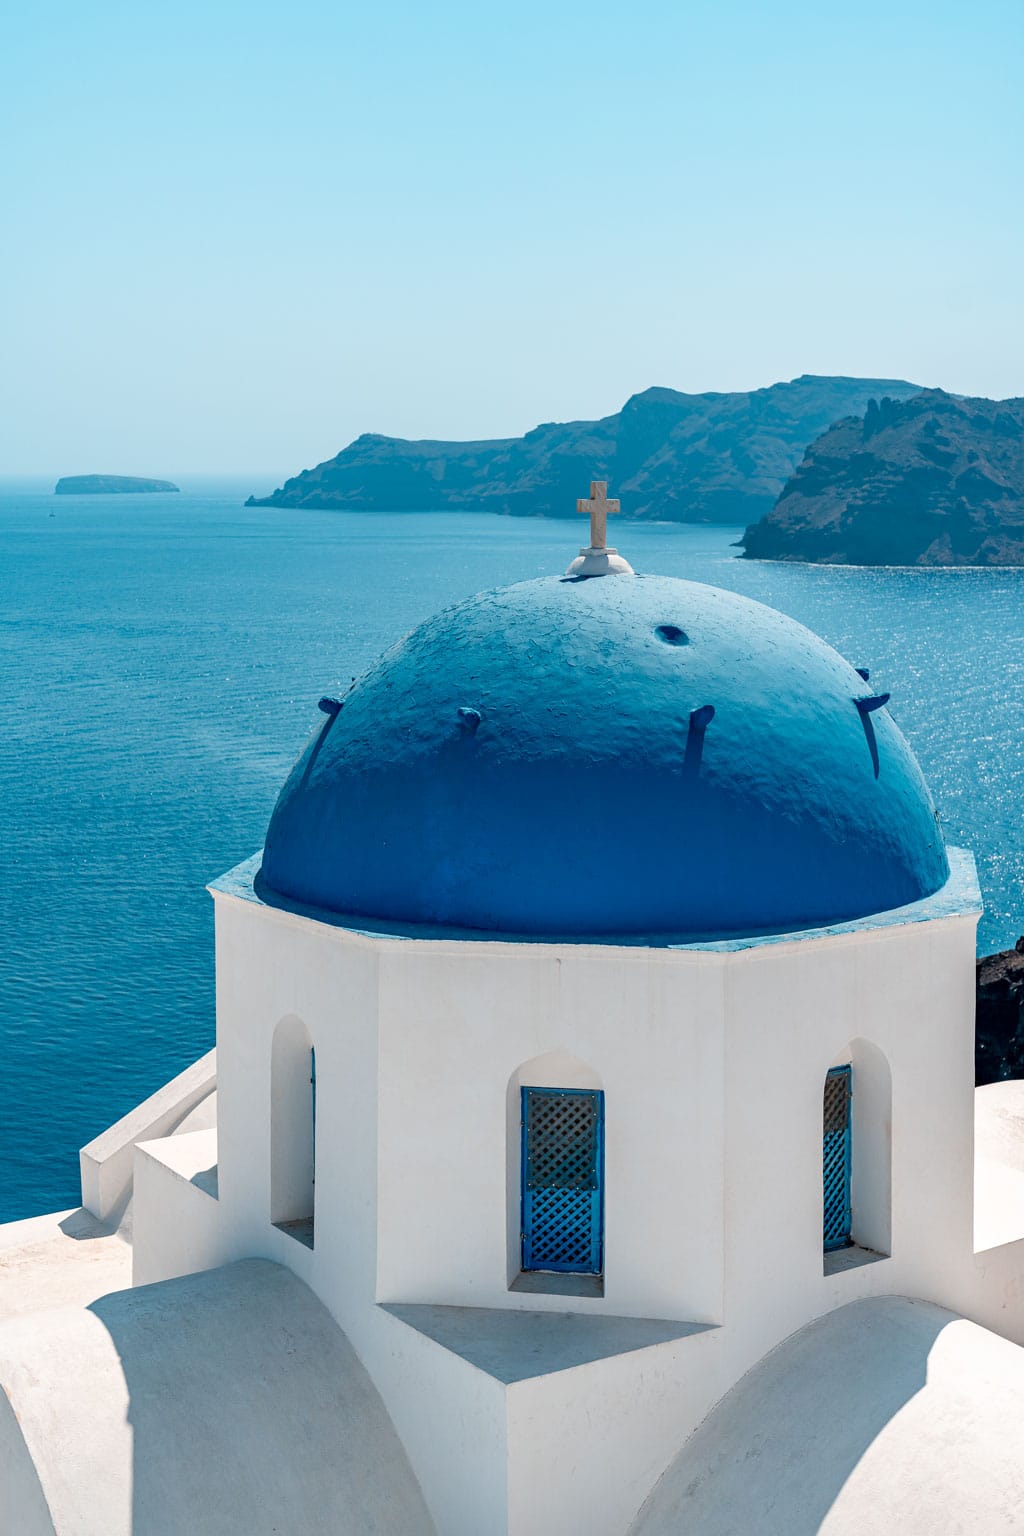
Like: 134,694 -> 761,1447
79,1049 -> 217,1223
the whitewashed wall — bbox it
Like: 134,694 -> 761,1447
125,854 -> 1024,1536
375,938 -> 726,1321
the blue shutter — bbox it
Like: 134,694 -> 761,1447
823,1065 -> 852,1252
310,1047 -> 317,1187
521,1087 -> 604,1275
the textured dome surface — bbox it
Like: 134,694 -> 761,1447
260,574 -> 949,937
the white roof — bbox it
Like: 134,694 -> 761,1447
630,1295 -> 1024,1535
0,1258 -> 435,1536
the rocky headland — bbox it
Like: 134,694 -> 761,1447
55,475 -> 180,494
977,940 -> 1024,1084
741,390 -> 1024,565
246,375 -> 919,524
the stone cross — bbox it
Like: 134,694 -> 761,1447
577,481 -> 620,550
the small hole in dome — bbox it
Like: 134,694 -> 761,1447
656,624 -> 689,646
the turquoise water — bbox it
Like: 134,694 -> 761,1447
3,478 -> 1024,1222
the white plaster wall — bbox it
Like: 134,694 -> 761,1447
962,1080 -> 1024,1345
629,1297 -> 1024,1536
0,1387 -> 56,1536
202,893 -> 510,1536
506,1328 -> 722,1536
211,895 -> 379,1269
129,871 -> 1024,1536
205,887 -> 983,1370
270,1014 -> 315,1224
0,1261 -> 438,1536
376,941 -> 726,1322
719,910 -> 979,1368
79,1048 -> 216,1223
373,1314 -> 510,1536
969,1241 -> 1024,1344
845,1036 -> 893,1256
975,1081 -> 1024,1252
132,1131 -> 230,1288
0,1305 -> 135,1535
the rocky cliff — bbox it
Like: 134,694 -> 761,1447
741,390 -> 1024,564
246,375 -> 919,523
977,940 -> 1024,1084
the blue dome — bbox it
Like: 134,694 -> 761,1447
260,574 -> 949,938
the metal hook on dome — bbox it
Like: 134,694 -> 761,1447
854,695 -> 889,780
300,698 -> 344,787
684,703 -> 715,777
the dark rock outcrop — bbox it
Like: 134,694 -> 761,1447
977,939 -> 1024,1084
741,390 -> 1024,564
246,375 -> 919,523
55,475 -> 179,494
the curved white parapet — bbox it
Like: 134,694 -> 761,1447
79,1049 -> 217,1225
975,1079 -> 1024,1251
0,1259 -> 436,1536
630,1296 -> 1024,1536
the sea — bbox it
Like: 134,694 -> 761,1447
3,476 -> 1024,1223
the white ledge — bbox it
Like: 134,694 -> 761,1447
80,1049 -> 217,1221
381,1302 -> 714,1384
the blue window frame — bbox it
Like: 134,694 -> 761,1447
823,1065 -> 852,1252
521,1087 -> 604,1275
310,1047 -> 317,1188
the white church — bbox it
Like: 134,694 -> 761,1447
4,483 -> 1024,1534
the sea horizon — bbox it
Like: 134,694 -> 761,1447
3,478 -> 1024,1222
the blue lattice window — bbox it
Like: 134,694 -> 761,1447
521,1087 -> 604,1275
823,1065 -> 852,1252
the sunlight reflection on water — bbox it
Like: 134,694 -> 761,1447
2,483 -> 1022,1219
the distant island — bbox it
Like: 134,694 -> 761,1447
741,390 -> 1024,565
245,375 -> 920,525
55,475 -> 180,495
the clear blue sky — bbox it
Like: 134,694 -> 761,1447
1,0 -> 1021,477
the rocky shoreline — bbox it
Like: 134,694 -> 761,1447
977,939 -> 1024,1083
741,390 -> 1024,565
245,375 -> 919,524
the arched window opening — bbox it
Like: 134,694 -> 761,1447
506,1052 -> 604,1296
271,1016 -> 316,1250
521,1086 -> 604,1277
823,1041 -> 892,1273
823,1066 -> 852,1253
